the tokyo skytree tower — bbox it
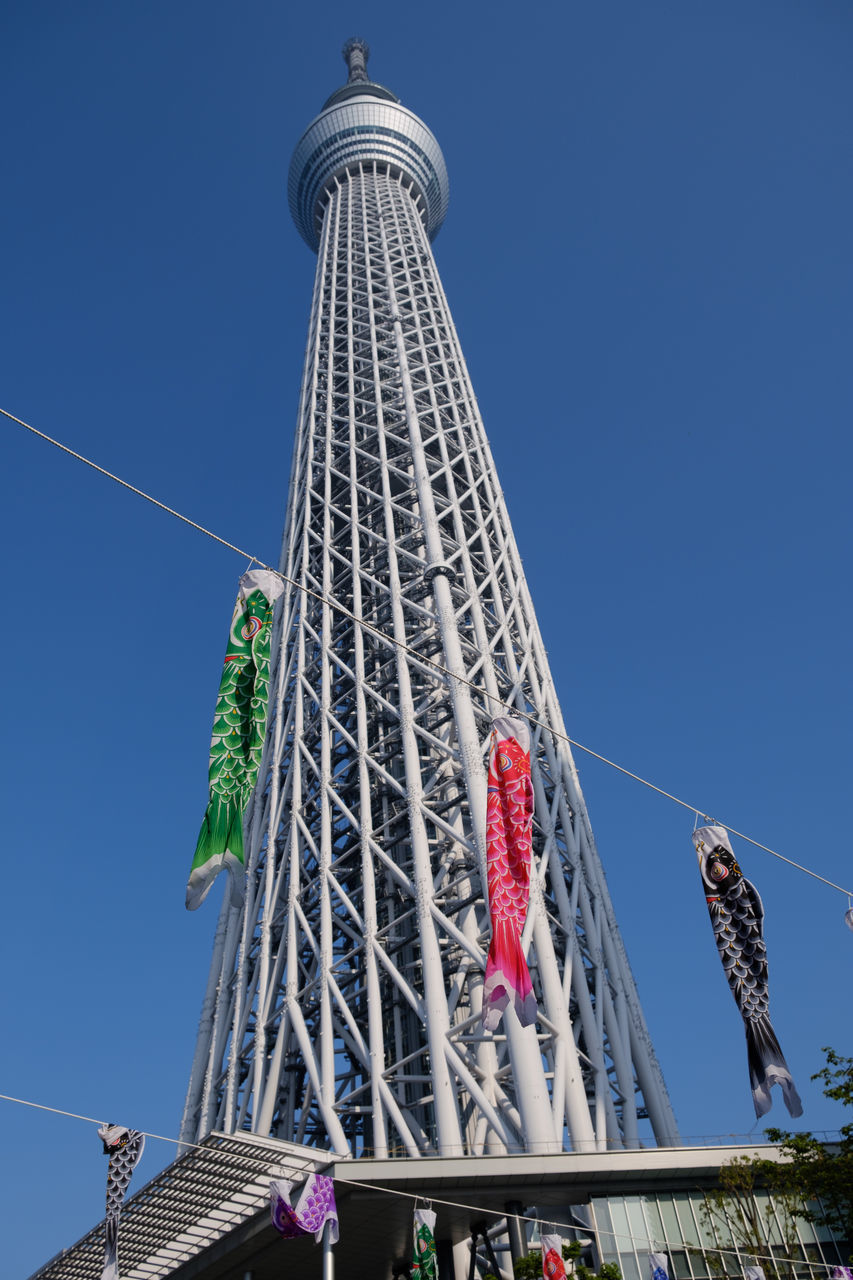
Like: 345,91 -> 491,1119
181,40 -> 677,1159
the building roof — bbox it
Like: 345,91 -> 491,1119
29,1138 -> 790,1280
28,1131 -> 324,1280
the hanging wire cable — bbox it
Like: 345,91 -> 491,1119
0,1092 -> 203,1157
5,404 -> 851,898
0,1091 -> 845,1275
1,406 -> 255,561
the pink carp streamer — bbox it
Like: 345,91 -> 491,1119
483,715 -> 537,1030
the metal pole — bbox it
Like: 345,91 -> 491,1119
322,1218 -> 334,1280
505,1200 -> 527,1264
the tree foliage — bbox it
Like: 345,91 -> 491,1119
763,1047 -> 853,1257
699,1154 -> 804,1280
507,1239 -> 622,1280
701,1047 -> 853,1272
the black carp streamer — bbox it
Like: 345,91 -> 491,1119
692,825 -> 802,1119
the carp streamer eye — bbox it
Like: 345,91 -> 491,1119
709,860 -> 728,882
241,615 -> 263,640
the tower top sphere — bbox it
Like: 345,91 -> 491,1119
288,40 -> 449,252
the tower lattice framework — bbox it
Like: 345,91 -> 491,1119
181,42 -> 677,1160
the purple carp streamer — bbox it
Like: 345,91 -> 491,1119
97,1124 -> 145,1280
692,824 -> 802,1119
270,1174 -> 338,1244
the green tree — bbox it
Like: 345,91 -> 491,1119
508,1239 -> 621,1280
700,1047 -> 853,1273
764,1046 -> 853,1259
698,1153 -> 804,1280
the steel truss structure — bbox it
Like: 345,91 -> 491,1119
181,43 -> 677,1161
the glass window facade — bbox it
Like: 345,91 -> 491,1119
590,1192 -> 847,1280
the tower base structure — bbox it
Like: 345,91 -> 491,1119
29,1139 -> 849,1280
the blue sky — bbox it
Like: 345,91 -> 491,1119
2,3 -> 852,1275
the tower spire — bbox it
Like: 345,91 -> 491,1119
342,36 -> 370,83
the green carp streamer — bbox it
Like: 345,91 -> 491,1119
412,1210 -> 438,1280
186,570 -> 284,910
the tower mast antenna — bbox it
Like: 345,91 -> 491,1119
342,36 -> 370,83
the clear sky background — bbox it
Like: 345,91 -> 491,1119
2,2 -> 851,1276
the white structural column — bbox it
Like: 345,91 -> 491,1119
180,46 -> 678,1159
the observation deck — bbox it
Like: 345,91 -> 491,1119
288,38 -> 449,251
